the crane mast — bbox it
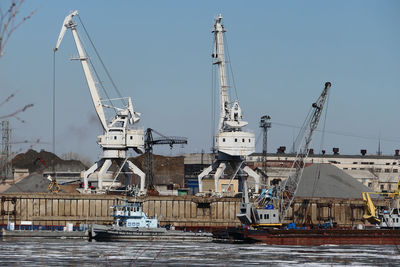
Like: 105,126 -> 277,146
212,14 -> 248,133
54,11 -> 145,194
278,82 -> 331,222
212,15 -> 229,132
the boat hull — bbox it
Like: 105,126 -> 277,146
213,228 -> 400,246
91,225 -> 212,242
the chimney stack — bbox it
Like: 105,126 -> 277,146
277,146 -> 286,154
361,149 -> 367,156
322,150 -> 326,155
333,147 -> 339,155
395,150 -> 399,156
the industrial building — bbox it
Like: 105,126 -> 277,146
184,149 -> 400,195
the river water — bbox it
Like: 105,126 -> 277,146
1,239 -> 399,266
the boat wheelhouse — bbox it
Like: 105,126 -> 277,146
111,200 -> 158,228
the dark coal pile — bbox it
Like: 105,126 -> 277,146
129,153 -> 184,187
12,149 -> 87,173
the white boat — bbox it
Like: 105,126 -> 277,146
90,200 -> 211,242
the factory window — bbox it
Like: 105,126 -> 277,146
380,184 -> 384,190
343,168 -> 348,170
242,138 -> 245,142
360,168 -> 365,170
386,163 -> 390,165
388,184 -> 392,190
223,138 -> 225,142
353,162 -> 357,164
114,136 -> 117,140
351,168 -> 356,170
267,214 -> 269,219
249,139 -> 251,142
368,183 -> 372,188
273,214 -> 276,217
369,162 -> 374,165
375,168 -> 381,173
130,136 -> 133,140
393,162 -> 397,165
385,169 -> 390,173
394,169 -> 398,173
235,138 -> 237,142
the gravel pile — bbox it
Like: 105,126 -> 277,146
5,173 -> 51,193
295,163 -> 373,198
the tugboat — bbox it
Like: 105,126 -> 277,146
90,199 -> 212,242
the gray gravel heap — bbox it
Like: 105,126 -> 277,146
295,163 -> 373,198
5,173 -> 50,193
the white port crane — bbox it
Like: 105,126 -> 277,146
54,10 -> 146,194
198,14 -> 260,194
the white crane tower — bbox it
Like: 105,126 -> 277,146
198,14 -> 260,194
54,11 -> 146,194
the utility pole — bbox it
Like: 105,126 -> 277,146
1,120 -> 12,181
259,115 -> 271,171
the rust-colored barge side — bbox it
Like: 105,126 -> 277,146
214,228 -> 400,246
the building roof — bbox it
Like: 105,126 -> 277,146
250,152 -> 400,160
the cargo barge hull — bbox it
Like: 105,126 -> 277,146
213,228 -> 400,246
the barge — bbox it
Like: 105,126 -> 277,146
1,228 -> 88,240
213,227 -> 400,245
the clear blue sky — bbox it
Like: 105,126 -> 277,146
1,0 -> 399,161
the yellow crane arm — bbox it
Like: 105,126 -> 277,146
362,192 -> 380,224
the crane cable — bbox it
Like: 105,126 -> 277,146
77,29 -> 115,112
52,50 -> 56,177
211,53 -> 216,152
223,32 -> 239,101
77,15 -> 126,107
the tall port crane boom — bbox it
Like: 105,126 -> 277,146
278,82 -> 331,222
54,10 -> 145,194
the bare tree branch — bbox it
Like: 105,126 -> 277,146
0,0 -> 36,58
0,103 -> 33,121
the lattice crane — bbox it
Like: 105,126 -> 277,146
278,82 -> 331,222
145,128 -> 187,189
238,82 -> 331,226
